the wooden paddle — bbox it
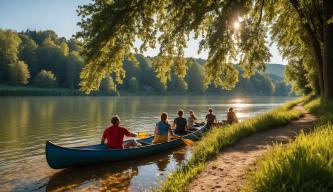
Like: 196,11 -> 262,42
137,132 -> 152,139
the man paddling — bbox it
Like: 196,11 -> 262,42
101,115 -> 138,149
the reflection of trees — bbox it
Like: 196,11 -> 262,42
46,164 -> 139,192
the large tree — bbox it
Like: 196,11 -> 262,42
77,0 -> 332,100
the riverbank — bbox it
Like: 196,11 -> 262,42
245,97 -> 333,191
0,85 -> 117,96
188,103 -> 315,191
0,85 -> 294,97
159,97 -> 304,191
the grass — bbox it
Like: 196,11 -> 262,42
158,97 -> 304,192
245,97 -> 333,192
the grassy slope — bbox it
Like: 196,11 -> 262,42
246,97 -> 333,192
159,97 -> 304,192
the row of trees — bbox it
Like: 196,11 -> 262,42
0,30 -> 83,89
0,29 -> 290,96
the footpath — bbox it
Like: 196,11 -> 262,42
188,104 -> 316,192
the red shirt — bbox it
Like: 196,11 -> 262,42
102,125 -> 131,148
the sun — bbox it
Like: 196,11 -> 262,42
233,21 -> 240,30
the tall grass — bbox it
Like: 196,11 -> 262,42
246,97 -> 333,192
159,97 -> 304,192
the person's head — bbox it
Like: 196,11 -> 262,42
111,115 -> 120,125
189,110 -> 197,120
177,109 -> 184,117
161,112 -> 168,122
208,108 -> 213,114
229,107 -> 234,112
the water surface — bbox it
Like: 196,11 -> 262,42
0,96 -> 295,191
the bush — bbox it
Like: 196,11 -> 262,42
33,70 -> 57,88
100,75 -> 118,95
9,60 -> 30,85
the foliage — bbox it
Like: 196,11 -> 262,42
128,77 -> 140,93
0,29 -> 21,81
100,75 -> 118,95
185,61 -> 207,93
33,70 -> 57,88
246,97 -> 333,192
0,29 -> 292,96
9,61 -> 30,85
76,0 -> 272,93
159,97 -> 304,191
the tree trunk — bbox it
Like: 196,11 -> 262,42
323,0 -> 333,100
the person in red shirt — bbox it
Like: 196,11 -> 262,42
101,115 -> 137,149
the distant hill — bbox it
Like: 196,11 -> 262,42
265,64 -> 286,78
193,58 -> 286,79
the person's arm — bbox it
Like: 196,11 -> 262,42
185,119 -> 188,131
123,127 -> 137,137
172,119 -> 176,129
101,131 -> 106,144
168,126 -> 180,138
214,115 -> 217,123
154,126 -> 157,136
128,132 -> 137,137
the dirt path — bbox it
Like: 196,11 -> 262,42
188,104 -> 316,192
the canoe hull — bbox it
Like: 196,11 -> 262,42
46,125 -> 207,169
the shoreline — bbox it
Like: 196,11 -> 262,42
158,97 -> 305,191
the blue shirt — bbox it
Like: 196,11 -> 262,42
156,121 -> 170,136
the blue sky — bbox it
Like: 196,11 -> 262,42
0,0 -> 286,64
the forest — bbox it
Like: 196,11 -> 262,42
0,29 -> 292,96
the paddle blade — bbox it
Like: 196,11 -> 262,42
182,138 -> 194,146
137,132 -> 151,139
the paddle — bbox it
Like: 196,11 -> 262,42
137,132 -> 152,139
137,132 -> 195,146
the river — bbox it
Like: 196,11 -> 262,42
0,96 -> 295,191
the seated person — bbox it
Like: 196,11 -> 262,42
187,110 -> 199,131
153,112 -> 179,144
101,115 -> 138,149
205,108 -> 217,128
227,107 -> 239,124
173,109 -> 188,135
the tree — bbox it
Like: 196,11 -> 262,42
128,77 -> 139,93
0,29 -> 21,82
9,60 -> 30,85
63,52 -> 83,89
77,0 -> 333,101
100,75 -> 118,95
186,61 -> 206,93
33,70 -> 57,88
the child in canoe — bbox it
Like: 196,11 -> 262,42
101,115 -> 138,149
152,112 -> 179,144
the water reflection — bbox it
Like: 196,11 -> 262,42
45,147 -> 186,192
0,96 -> 295,191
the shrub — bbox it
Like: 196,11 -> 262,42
100,75 -> 118,95
33,70 -> 57,88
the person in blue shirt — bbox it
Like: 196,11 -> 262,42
152,112 -> 179,144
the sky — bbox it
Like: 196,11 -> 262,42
0,0 -> 286,64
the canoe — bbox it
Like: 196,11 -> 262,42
46,124 -> 207,169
